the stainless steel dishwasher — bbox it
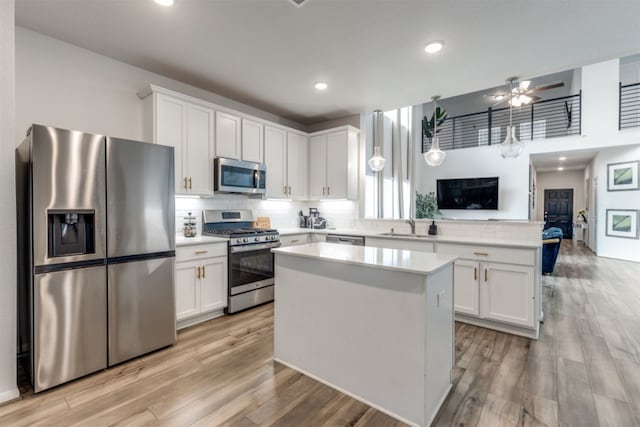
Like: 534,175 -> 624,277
326,234 -> 365,246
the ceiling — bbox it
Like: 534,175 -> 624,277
530,148 -> 600,173
15,0 -> 640,125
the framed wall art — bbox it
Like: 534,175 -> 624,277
606,209 -> 639,239
607,160 -> 639,191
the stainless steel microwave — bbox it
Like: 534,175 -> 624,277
214,157 -> 266,194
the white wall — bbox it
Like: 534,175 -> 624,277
414,144 -> 530,220
535,169 -> 585,222
0,0 -> 19,404
590,145 -> 640,262
15,27 -> 306,142
581,59 -> 619,137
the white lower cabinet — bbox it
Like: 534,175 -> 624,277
175,243 -> 228,328
452,258 -> 535,328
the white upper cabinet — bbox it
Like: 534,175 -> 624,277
215,111 -> 241,159
241,118 -> 263,163
264,127 -> 309,199
186,104 -> 214,195
140,87 -> 213,196
286,132 -> 308,200
308,127 -> 359,200
264,125 -> 287,199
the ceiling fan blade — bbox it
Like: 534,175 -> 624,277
527,81 -> 565,94
519,80 -> 531,90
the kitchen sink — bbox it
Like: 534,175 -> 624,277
379,233 -> 433,238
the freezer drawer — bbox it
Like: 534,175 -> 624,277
34,266 -> 107,392
108,257 -> 177,366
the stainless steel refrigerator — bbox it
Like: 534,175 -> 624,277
16,124 -> 176,392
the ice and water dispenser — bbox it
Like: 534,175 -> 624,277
47,210 -> 96,257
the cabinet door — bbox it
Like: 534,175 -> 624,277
287,132 -> 308,200
175,261 -> 200,321
326,130 -> 348,199
186,104 -> 214,195
215,111 -> 241,159
308,135 -> 327,199
264,126 -> 287,199
200,256 -> 228,312
453,260 -> 480,316
481,262 -> 534,327
156,94 -> 187,193
241,119 -> 264,163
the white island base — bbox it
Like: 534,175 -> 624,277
272,243 -> 457,427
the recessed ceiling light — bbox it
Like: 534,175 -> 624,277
314,81 -> 328,91
559,156 -> 567,161
494,94 -> 505,101
424,40 -> 444,54
154,0 -> 174,6
557,167 -> 564,171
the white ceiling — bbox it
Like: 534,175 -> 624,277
530,148 -> 600,173
15,0 -> 640,125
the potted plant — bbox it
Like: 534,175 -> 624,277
422,106 -> 448,143
416,192 -> 440,219
577,209 -> 587,223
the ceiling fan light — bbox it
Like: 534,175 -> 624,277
154,0 -> 174,6
368,146 -> 386,172
424,136 -> 446,166
498,126 -> 524,159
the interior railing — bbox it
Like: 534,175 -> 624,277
422,92 -> 582,152
619,82 -> 640,130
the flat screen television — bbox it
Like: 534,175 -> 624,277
437,177 -> 499,210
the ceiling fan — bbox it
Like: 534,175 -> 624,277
491,77 -> 565,107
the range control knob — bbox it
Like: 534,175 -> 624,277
255,237 -> 259,242
243,238 -> 248,243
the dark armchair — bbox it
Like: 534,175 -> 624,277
542,227 -> 563,274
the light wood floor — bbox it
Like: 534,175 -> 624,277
1,241 -> 639,426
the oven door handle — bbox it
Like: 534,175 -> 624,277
230,242 -> 282,253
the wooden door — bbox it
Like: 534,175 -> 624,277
544,188 -> 573,238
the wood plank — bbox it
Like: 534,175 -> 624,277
557,357 -> 597,427
520,391 -> 558,427
593,394 -> 637,427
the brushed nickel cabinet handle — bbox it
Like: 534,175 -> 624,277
322,187 -> 326,196
484,269 -> 488,282
474,252 -> 489,257
184,177 -> 188,190
284,186 -> 287,195
196,266 -> 201,279
474,267 -> 477,281
195,250 -> 208,255
291,239 -> 299,243
327,186 -> 330,195
188,177 -> 192,189
288,186 -> 292,195
202,266 -> 205,279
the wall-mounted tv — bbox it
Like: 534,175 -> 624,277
437,177 -> 499,210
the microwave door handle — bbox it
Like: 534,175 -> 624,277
253,170 -> 259,189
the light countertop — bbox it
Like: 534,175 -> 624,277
278,228 -> 541,249
272,242 -> 457,275
175,235 -> 228,247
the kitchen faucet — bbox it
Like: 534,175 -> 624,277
406,218 -> 416,235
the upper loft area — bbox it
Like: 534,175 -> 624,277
420,54 -> 640,154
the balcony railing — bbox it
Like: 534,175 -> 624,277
619,82 -> 640,130
422,93 -> 582,153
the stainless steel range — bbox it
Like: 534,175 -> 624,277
202,210 -> 280,313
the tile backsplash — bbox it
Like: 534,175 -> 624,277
175,194 -> 358,234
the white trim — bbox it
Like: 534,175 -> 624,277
176,308 -> 225,330
0,388 -> 20,405
455,314 -> 540,339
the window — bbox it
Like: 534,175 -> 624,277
364,107 -> 412,219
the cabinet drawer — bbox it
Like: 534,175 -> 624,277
176,243 -> 227,262
436,243 -> 534,266
280,234 -> 311,247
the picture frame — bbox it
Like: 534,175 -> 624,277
607,160 -> 639,191
605,209 -> 639,239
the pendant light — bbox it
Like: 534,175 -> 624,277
499,78 -> 525,159
424,96 -> 446,166
368,110 -> 386,172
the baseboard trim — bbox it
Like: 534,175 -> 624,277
455,314 -> 539,339
0,388 -> 20,406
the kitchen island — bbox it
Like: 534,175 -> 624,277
272,242 -> 457,427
